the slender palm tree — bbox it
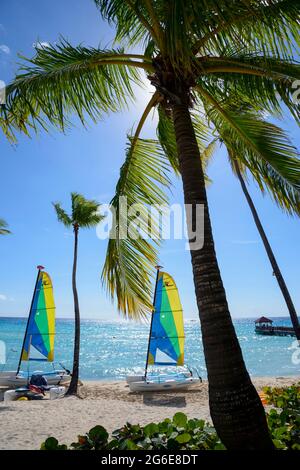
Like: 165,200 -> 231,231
196,101 -> 300,339
53,193 -> 104,395
2,1 -> 300,448
233,161 -> 300,340
205,100 -> 300,339
0,219 -> 11,235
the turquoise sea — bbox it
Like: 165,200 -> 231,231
0,317 -> 299,379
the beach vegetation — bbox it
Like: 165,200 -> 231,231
264,383 -> 300,450
3,0 -> 300,449
41,384 -> 300,450
41,412 -> 224,450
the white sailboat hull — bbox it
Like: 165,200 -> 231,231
0,370 -> 70,388
128,376 -> 200,392
126,372 -> 193,383
126,375 -> 144,383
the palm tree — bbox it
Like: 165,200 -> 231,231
0,219 -> 11,235
206,100 -> 300,339
2,1 -> 300,448
53,193 -> 104,395
234,161 -> 300,340
198,101 -> 300,339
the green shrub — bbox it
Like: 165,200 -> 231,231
41,384 -> 300,451
41,412 -> 225,450
263,383 -> 300,450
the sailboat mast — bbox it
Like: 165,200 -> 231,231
16,266 -> 44,375
145,265 -> 161,377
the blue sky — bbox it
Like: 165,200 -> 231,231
0,0 -> 299,320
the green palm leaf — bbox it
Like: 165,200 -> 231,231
199,91 -> 300,214
200,86 -> 300,185
197,54 -> 300,123
228,146 -> 300,215
102,135 -> 170,319
94,1 -> 157,47
193,0 -> 300,59
4,40 -> 151,131
0,218 -> 11,235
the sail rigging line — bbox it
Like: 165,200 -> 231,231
145,265 -> 161,377
16,267 -> 42,375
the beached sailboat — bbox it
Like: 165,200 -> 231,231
127,267 -> 201,392
0,266 -> 70,388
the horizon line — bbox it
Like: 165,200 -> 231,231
0,314 -> 294,321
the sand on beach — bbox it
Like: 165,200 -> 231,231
0,376 -> 298,450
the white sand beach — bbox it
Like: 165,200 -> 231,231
0,376 -> 298,450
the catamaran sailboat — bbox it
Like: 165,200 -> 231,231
127,267 -> 201,392
0,266 -> 70,388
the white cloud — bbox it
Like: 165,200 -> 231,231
33,41 -> 50,50
0,294 -> 7,301
0,44 -> 10,54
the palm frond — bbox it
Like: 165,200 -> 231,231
71,192 -> 104,227
229,147 -> 300,215
53,203 -> 73,227
199,55 -> 300,81
200,85 -> 299,179
4,40 -> 150,131
94,0 -> 157,47
193,0 -> 300,59
0,218 -> 11,235
201,138 -> 218,177
102,135 -> 170,319
157,106 -> 180,174
196,55 -> 300,123
198,89 -> 300,214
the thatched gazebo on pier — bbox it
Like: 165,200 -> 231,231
255,316 -> 273,327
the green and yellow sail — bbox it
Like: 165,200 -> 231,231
147,271 -> 185,366
21,270 -> 55,362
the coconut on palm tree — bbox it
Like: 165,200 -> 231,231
2,1 -> 300,448
53,193 -> 104,395
0,219 -> 11,235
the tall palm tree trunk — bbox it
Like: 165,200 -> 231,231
234,161 -> 300,341
172,99 -> 274,449
66,224 -> 80,395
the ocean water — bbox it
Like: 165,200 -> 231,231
0,317 -> 299,380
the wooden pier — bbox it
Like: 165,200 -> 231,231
255,316 -> 296,337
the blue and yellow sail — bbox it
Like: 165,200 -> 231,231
21,271 -> 55,362
147,272 -> 184,366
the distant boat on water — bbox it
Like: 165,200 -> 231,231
0,266 -> 70,388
